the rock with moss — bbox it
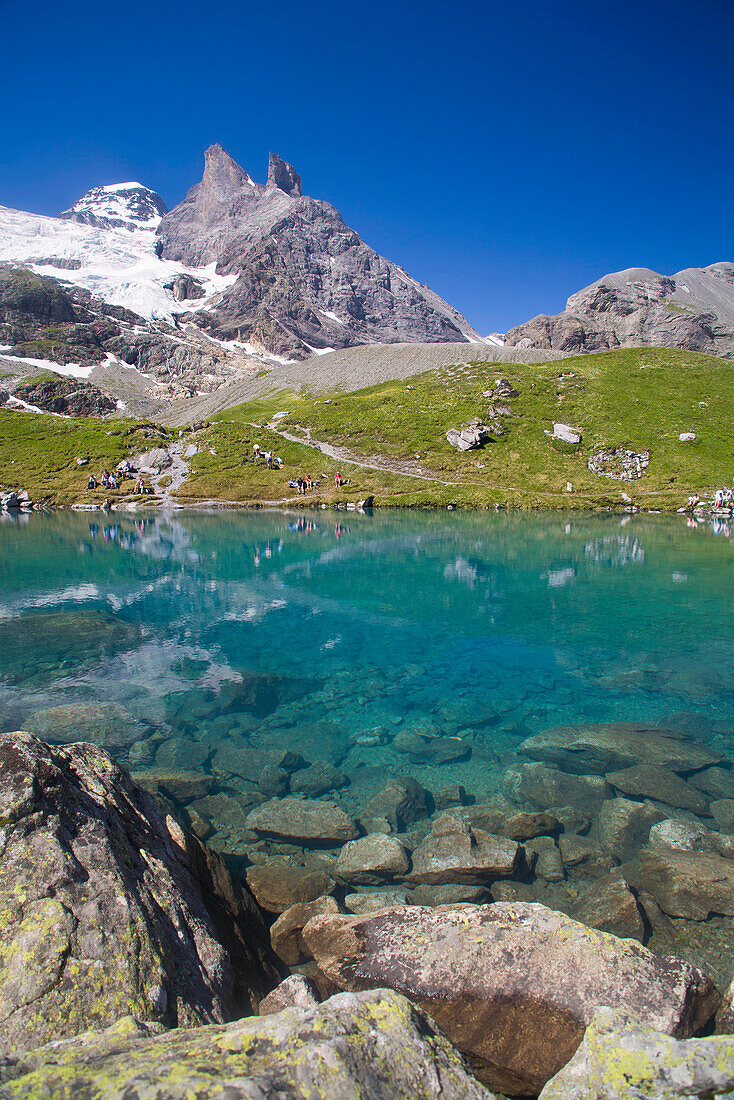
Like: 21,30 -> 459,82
302,902 -> 720,1096
0,990 -> 497,1099
538,1006 -> 734,1099
0,733 -> 280,1056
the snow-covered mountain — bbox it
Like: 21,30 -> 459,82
60,183 -> 168,232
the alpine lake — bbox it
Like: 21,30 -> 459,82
1,507 -> 733,984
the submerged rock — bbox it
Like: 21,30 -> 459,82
0,990 -> 496,1100
505,762 -> 611,815
0,733 -> 279,1055
595,797 -> 665,862
539,1007 -> 734,1100
245,861 -> 334,914
24,701 -> 147,751
360,776 -> 428,831
570,872 -> 646,941
606,764 -> 710,813
628,847 -> 734,920
303,902 -> 719,1096
406,814 -> 520,885
335,833 -> 410,885
518,722 -> 720,776
244,797 -> 358,843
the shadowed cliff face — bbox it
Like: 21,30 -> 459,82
156,144 -> 481,359
505,263 -> 734,358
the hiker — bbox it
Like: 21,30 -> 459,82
264,451 -> 272,468
253,443 -> 261,460
335,472 -> 343,487
109,473 -> 118,489
87,474 -> 98,490
305,474 -> 312,491
273,456 -> 284,469
134,476 -> 145,494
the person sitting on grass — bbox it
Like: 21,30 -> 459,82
134,476 -> 145,494
87,474 -> 98,490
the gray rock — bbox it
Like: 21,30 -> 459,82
606,764 -> 710,813
344,890 -> 410,914
505,762 -> 611,815
133,447 -> 172,474
539,1006 -> 734,1100
527,838 -> 565,882
711,799 -> 734,833
245,797 -> 358,843
24,702 -> 146,751
407,814 -> 520,885
0,990 -> 496,1099
360,776 -> 428,830
411,883 -> 491,906
257,764 -> 290,797
629,846 -> 734,919
558,834 -> 613,876
688,767 -> 734,801
552,422 -> 582,444
517,722 -> 720,776
257,974 -> 319,1015
0,733 -> 279,1055
269,895 -> 340,964
130,768 -> 214,804
433,785 -> 469,810
393,729 -> 472,764
717,977 -> 734,1034
570,872 -> 646,941
335,833 -> 410,885
289,760 -> 349,797
505,263 -> 734,360
648,817 -> 727,855
156,145 -> 482,360
595,797 -> 665,862
303,902 -> 719,1096
245,861 -> 334,914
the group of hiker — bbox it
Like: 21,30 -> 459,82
248,439 -> 349,496
86,461 -> 151,496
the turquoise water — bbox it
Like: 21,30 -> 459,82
1,509 -> 733,832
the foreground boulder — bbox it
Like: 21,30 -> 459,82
303,902 -> 719,1095
0,990 -> 497,1100
0,734 -> 279,1055
539,1007 -> 734,1099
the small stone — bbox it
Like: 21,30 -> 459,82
290,761 -> 349,797
245,862 -> 334,914
410,883 -> 491,906
360,777 -> 428,830
269,896 -> 340,964
258,974 -> 320,1015
433,785 -> 468,810
344,890 -> 409,914
245,798 -> 358,843
502,811 -> 560,841
335,834 -> 410,885
258,765 -> 289,797
596,798 -> 665,862
571,872 -> 645,941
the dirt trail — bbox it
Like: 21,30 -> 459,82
151,441 -> 191,506
265,424 -> 462,486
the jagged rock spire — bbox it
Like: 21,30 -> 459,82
267,153 -> 302,197
200,144 -> 255,202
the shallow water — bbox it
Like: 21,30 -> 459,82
1,508 -> 732,794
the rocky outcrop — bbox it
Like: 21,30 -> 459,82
0,990 -> 496,1100
303,902 -> 719,1095
0,733 -> 279,1055
12,376 -> 116,417
505,263 -> 734,359
156,145 -> 482,359
538,1007 -> 734,1100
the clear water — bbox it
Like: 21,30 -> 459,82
1,508 -> 732,816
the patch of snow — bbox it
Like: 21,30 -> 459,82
6,395 -> 68,417
303,342 -> 336,356
484,333 -> 506,346
319,309 -> 345,326
116,399 -> 127,410
0,353 -> 95,379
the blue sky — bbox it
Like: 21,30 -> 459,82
2,0 -> 732,333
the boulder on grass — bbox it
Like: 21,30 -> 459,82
303,902 -> 719,1096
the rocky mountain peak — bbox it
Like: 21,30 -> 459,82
60,183 -> 168,232
201,144 -> 258,201
267,152 -> 302,197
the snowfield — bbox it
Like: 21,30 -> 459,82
0,203 -> 238,322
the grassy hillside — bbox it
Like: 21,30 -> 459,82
1,347 -> 732,509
